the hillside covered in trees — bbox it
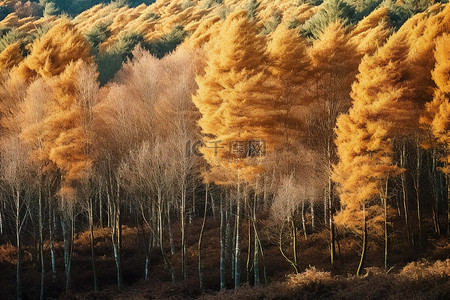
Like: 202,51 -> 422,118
0,0 -> 449,299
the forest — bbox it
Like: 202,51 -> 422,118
0,0 -> 449,299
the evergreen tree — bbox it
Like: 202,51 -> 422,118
301,0 -> 356,38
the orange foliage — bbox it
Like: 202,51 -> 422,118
333,30 -> 413,234
0,43 -> 23,72
12,18 -> 91,82
423,34 -> 450,174
193,10 -> 281,184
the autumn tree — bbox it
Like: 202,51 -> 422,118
423,33 -> 450,233
0,136 -> 33,300
193,9 -> 282,288
306,20 -> 359,262
349,7 -> 391,56
19,77 -> 53,299
267,20 -> 311,144
398,3 -> 449,242
333,30 -> 415,274
0,43 -> 23,72
94,45 -> 202,284
12,18 -> 91,82
19,57 -> 98,292
271,175 -> 303,274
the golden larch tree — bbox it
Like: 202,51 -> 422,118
424,34 -> 450,233
13,18 -> 91,82
333,30 -> 415,275
46,60 -> 98,202
193,9 -> 281,183
0,43 -> 23,72
349,7 -> 391,56
267,20 -> 311,143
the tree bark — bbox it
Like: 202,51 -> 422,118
328,179 -> 335,264
357,205 -> 367,277
112,182 -> 122,288
198,183 -> 208,290
89,195 -> 98,292
15,189 -> 22,300
301,198 -> 307,239
383,179 -> 389,270
400,143 -> 411,246
278,221 -> 298,274
181,182 -> 187,279
38,182 -> 45,300
234,179 -> 241,289
414,143 -> 422,246
49,208 -> 56,283
252,191 -> 259,286
61,212 -> 73,292
219,192 -> 226,289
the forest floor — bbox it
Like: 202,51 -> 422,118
0,214 -> 449,299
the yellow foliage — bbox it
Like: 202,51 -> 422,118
0,43 -> 23,72
350,7 -> 391,56
267,22 -> 311,142
19,59 -> 99,204
404,3 -> 450,105
423,34 -> 450,174
13,18 -> 91,82
333,29 -> 412,232
193,10 -> 281,184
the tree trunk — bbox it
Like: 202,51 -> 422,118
301,198 -> 307,239
413,142 -> 423,246
112,182 -> 122,288
167,205 -> 175,256
415,144 -> 422,245
383,179 -> 389,270
49,208 -> 56,283
38,183 -> 45,300
400,143 -> 411,246
234,180 -> 241,289
328,179 -> 335,264
278,221 -> 298,274
444,147 -> 449,235
357,205 -> 367,277
198,183 -> 208,290
219,192 -> 226,289
181,182 -> 187,278
323,189 -> 328,226
158,189 -> 175,283
99,183 -> 103,228
252,191 -> 259,286
15,189 -> 22,300
225,195 -> 232,284
0,203 -> 3,235
61,213 -> 73,292
246,216 -> 251,284
291,219 -> 297,267
89,196 -> 98,292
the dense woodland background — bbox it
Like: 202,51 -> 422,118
0,0 -> 449,299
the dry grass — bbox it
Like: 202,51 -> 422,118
0,242 -> 16,264
287,266 -> 332,286
400,258 -> 450,280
